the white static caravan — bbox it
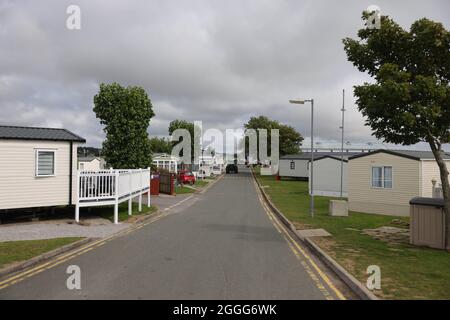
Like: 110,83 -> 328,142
199,155 -> 215,177
279,153 -> 311,179
152,153 -> 180,173
308,155 -> 349,197
280,152 -> 360,179
78,156 -> 106,171
348,149 -> 450,216
0,125 -> 85,211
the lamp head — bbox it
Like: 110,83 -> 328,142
289,100 -> 305,104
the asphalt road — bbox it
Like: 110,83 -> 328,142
0,166 -> 345,299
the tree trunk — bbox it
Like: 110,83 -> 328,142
429,140 -> 450,250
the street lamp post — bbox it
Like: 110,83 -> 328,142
339,89 -> 346,199
289,98 -> 314,217
201,148 -> 205,179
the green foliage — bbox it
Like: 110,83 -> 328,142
149,136 -> 172,154
243,115 -> 303,157
278,123 -> 304,155
169,119 -> 195,136
93,83 -> 154,169
343,16 -> 450,146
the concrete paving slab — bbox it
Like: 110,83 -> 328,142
296,228 -> 331,238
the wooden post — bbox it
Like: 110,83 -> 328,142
114,170 -> 119,224
75,170 -> 80,223
128,170 -> 132,216
75,205 -> 80,223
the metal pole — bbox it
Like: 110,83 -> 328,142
201,149 -> 205,179
340,89 -> 345,198
310,99 -> 314,217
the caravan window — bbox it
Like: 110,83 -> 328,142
371,166 -> 392,189
36,150 -> 55,177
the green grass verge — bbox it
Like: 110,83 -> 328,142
195,180 -> 210,187
256,172 -> 450,300
176,180 -> 210,194
0,237 -> 83,269
83,202 -> 157,222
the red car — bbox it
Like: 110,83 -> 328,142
178,170 -> 196,185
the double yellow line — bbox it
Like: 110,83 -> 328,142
253,178 -> 346,300
0,213 -> 167,290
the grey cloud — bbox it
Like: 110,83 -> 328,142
0,0 -> 449,149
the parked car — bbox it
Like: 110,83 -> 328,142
226,164 -> 238,174
178,170 -> 196,184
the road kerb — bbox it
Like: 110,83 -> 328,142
252,170 -> 379,301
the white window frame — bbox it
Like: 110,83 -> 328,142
35,149 -> 56,177
371,165 -> 393,189
290,161 -> 295,170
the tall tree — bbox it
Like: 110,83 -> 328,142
168,120 -> 201,162
149,136 -> 172,154
243,115 -> 303,158
93,83 -> 154,168
343,13 -> 450,247
278,124 -> 304,156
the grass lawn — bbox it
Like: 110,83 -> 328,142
176,179 -> 210,194
0,237 -> 83,269
82,202 -> 157,223
256,172 -> 450,300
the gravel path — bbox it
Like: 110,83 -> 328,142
0,219 -> 129,241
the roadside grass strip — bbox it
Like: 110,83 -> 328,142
255,172 -> 450,300
0,238 -> 83,270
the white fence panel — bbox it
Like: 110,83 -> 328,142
76,168 -> 151,224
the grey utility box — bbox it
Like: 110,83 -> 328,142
329,200 -> 348,217
409,197 -> 446,249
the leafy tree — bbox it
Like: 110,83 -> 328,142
93,83 -> 154,169
149,136 -> 172,154
243,115 -> 303,159
343,13 -> 450,245
77,146 -> 102,157
278,124 -> 304,155
168,120 -> 201,162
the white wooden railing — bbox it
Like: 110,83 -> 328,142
75,168 -> 150,224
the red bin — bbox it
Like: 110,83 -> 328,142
150,174 -> 160,196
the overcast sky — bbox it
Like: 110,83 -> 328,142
1,0 -> 449,152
